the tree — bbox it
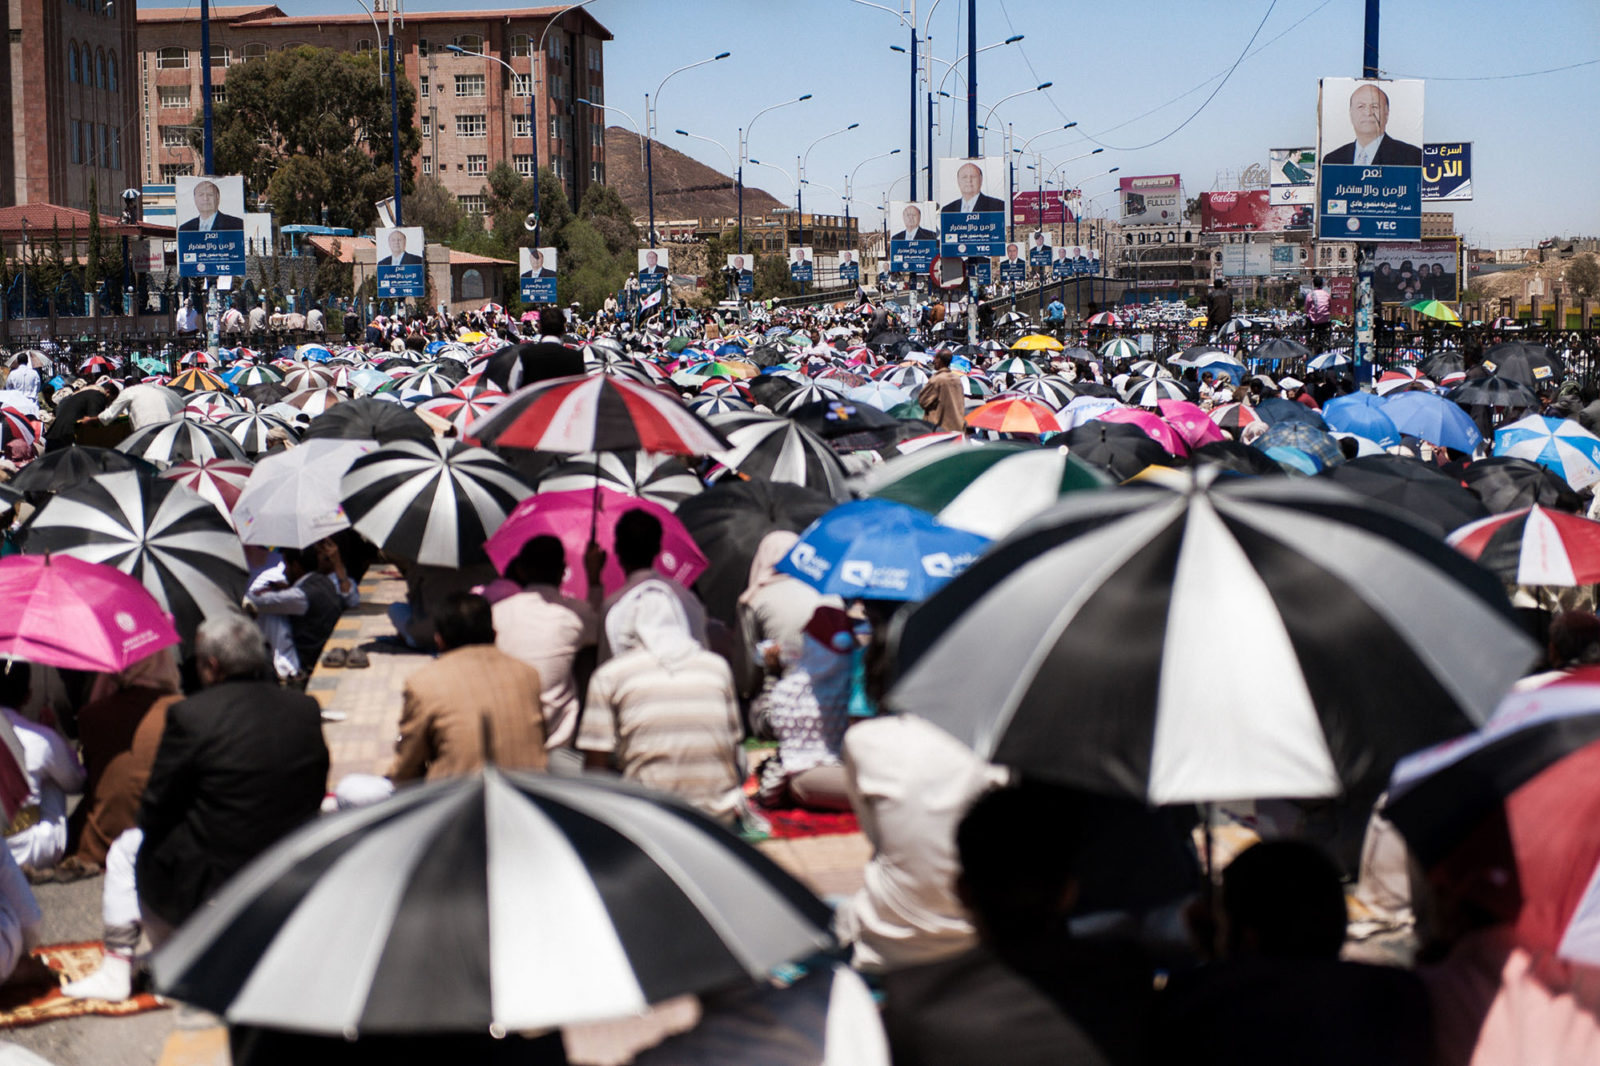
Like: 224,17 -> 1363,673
405,177 -> 469,245
482,164 -> 574,257
208,46 -> 421,231
754,252 -> 799,301
1566,255 -> 1600,298
577,181 -> 640,259
314,238 -> 353,303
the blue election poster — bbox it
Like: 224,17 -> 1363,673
788,247 -> 815,283
175,175 -> 247,277
376,226 -> 427,299
937,158 -> 1008,257
519,246 -> 558,304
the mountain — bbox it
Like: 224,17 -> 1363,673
602,126 -> 786,222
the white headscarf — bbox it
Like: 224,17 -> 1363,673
739,530 -> 800,607
606,579 -> 699,671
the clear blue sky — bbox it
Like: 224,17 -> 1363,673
270,0 -> 1600,248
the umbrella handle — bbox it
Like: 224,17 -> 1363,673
480,714 -> 495,767
589,468 -> 600,547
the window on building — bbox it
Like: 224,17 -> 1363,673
453,34 -> 483,52
510,34 -> 531,58
455,74 -> 484,98
107,52 -> 117,91
417,38 -> 429,56
211,85 -> 227,105
210,45 -> 229,67
512,73 -> 531,97
460,268 -> 485,299
590,121 -> 602,147
156,46 -> 188,69
97,50 -> 108,88
549,115 -> 559,141
422,155 -> 432,175
104,1 -> 115,15
590,161 -> 603,182
513,153 -> 535,177
70,121 -> 81,164
161,125 -> 188,149
587,83 -> 603,105
457,113 -> 487,138
547,34 -> 561,59
458,195 -> 486,215
243,43 -> 268,63
158,85 -> 191,109
466,154 -> 487,175
421,114 -> 431,138
588,46 -> 601,71
68,43 -> 79,83
512,114 -> 531,138
549,74 -> 564,100
419,76 -> 429,97
161,163 -> 192,182
111,128 -> 121,169
355,39 -> 374,53
101,125 -> 111,168
82,43 -> 94,81
551,156 -> 567,180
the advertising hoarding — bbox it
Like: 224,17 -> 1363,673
638,248 -> 669,290
1201,191 -> 1306,233
375,227 -> 426,299
1422,142 -> 1472,201
1269,148 -> 1317,207
888,200 -> 939,273
1369,240 -> 1460,302
1317,78 -> 1424,241
519,246 -> 558,304
175,174 -> 246,277
1119,174 -> 1182,226
725,253 -> 755,295
1011,189 -> 1077,226
787,246 -> 815,284
838,250 -> 860,284
936,157 -> 1008,257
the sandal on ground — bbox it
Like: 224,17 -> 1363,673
321,648 -> 348,668
344,648 -> 370,669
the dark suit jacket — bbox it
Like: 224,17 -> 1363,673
639,266 -> 667,278
1321,136 -> 1423,167
940,193 -> 1005,214
522,268 -> 558,279
137,679 -> 329,927
892,227 -> 939,241
483,340 -> 583,392
179,213 -> 245,232
380,252 -> 424,267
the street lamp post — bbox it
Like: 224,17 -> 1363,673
645,52 -> 730,249
797,123 -> 860,253
738,94 -> 812,256
529,2 -> 600,242
847,0 -> 918,202
355,0 -> 401,223
916,34 -> 1023,196
846,148 -> 901,235
978,84 -> 1052,154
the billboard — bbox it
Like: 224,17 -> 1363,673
519,246 -> 558,305
1422,142 -> 1472,201
1219,244 -> 1275,277
999,244 -> 1028,282
1011,189 -> 1077,226
1317,78 -> 1424,241
725,253 -> 755,295
1369,240 -> 1459,303
375,227 -> 426,299
936,157 -> 1008,257
787,246 -> 815,283
638,248 -> 669,290
966,258 -> 992,285
175,174 -> 246,277
888,200 -> 938,273
838,249 -> 860,284
1329,275 -> 1354,317
1026,228 -> 1053,267
1051,245 -> 1099,277
1119,174 -> 1182,226
1201,191 -> 1306,233
1269,147 -> 1316,207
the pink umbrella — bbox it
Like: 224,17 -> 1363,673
1095,407 -> 1190,457
162,458 -> 255,520
484,488 -> 708,601
0,554 -> 179,674
1157,398 -> 1228,450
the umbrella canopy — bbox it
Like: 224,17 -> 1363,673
1384,391 -> 1483,453
776,499 -> 989,602
302,397 -> 433,446
161,458 -> 255,521
1007,376 -> 1076,410
116,417 -> 250,469
889,470 -> 1537,804
1493,414 -> 1600,490
1320,455 -> 1489,538
855,440 -> 1110,539
1062,423 -> 1173,482
1462,456 -> 1582,514
1307,351 -> 1354,373
1121,377 -> 1192,409
1209,403 -> 1264,434
1322,398 -> 1402,448
1157,399 -> 1227,450
282,366 -> 336,392
1257,422 -> 1344,471
1010,334 -> 1064,352
484,489 -> 707,600
844,381 -> 913,412
20,472 -> 247,641
1254,397 -> 1329,431
150,768 -> 835,1035
1449,505 -> 1600,586
217,412 -> 298,457
1099,338 -> 1140,362
989,356 -> 1043,378
467,375 -> 728,457
1250,337 -> 1312,362
233,439 -> 377,548
1189,440 -> 1285,477
709,413 -> 850,499
1482,341 -> 1563,388
536,451 -> 704,511
168,367 -> 228,393
340,440 -> 532,568
1447,375 -> 1539,411
1096,407 -> 1189,457
0,553 -> 179,673
10,446 -> 157,496
966,396 -> 1061,436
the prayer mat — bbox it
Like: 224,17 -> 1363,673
743,775 -> 861,841
0,942 -> 165,1029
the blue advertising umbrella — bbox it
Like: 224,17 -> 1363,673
1383,391 -> 1483,454
1321,401 -> 1402,449
1492,414 -> 1600,490
776,499 -> 990,602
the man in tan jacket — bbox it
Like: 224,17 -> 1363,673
388,593 -> 548,782
917,352 -> 968,433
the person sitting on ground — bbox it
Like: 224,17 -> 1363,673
598,509 -> 707,660
0,662 -> 85,877
388,556 -> 497,651
1157,840 -> 1431,1066
389,592 -> 547,783
246,540 -> 360,680
753,606 -> 858,812
579,580 -> 746,825
737,530 -> 829,703
491,537 -> 602,770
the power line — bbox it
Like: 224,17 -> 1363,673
1382,58 -> 1599,81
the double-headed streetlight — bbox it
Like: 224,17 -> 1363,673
797,123 -> 859,251
737,94 -> 812,256
644,51 -> 730,247
847,0 -> 919,197
353,0 -> 402,224
846,148 -> 902,231
446,42 -> 542,243
979,83 -> 1051,154
910,33 -> 1023,197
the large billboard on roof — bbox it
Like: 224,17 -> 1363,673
1201,191 -> 1306,233
1119,174 -> 1182,226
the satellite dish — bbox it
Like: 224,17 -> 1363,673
523,213 -> 539,232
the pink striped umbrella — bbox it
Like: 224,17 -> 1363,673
1158,398 -> 1228,450
1095,407 -> 1189,457
161,458 -> 255,519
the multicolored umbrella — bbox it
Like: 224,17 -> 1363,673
965,395 -> 1061,435
1493,415 -> 1600,490
168,368 -> 228,393
1406,299 -> 1462,324
1448,505 -> 1600,586
415,391 -> 508,435
466,375 -> 728,457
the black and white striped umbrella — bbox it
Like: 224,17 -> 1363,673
1007,375 -> 1077,410
282,365 -> 336,392
116,417 -> 250,469
709,412 -> 851,499
340,439 -> 533,567
184,389 -> 250,417
395,368 -> 457,400
283,387 -> 344,417
20,471 -> 247,641
773,384 -> 841,414
217,412 -> 299,456
537,450 -> 704,511
687,392 -> 753,418
1121,376 -> 1193,409
890,470 -> 1538,804
150,769 -> 835,1035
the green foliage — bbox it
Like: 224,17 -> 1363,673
208,46 -> 420,230
314,238 -> 354,303
405,177 -> 469,245
754,252 -> 799,300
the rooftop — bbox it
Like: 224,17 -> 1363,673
305,234 -> 512,266
0,203 -> 174,238
138,5 -> 613,38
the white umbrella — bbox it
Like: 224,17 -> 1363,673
232,439 -> 376,547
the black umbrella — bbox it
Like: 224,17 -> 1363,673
675,478 -> 836,626
745,345 -> 792,369
746,375 -> 802,410
1062,424 -> 1174,482
1255,397 -> 1329,431
1319,455 -> 1489,538
10,446 -> 158,496
1463,456 -> 1584,514
1482,341 -> 1563,388
1250,337 -> 1312,362
1190,440 -> 1286,477
1420,352 -> 1465,380
786,398 -> 905,454
239,382 -> 292,408
1066,380 -> 1121,399
1446,375 -> 1539,410
302,397 -> 432,445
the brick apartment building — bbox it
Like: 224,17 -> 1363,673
0,1 -> 144,217
135,3 -> 610,219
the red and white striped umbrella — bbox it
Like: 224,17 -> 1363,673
1448,504 -> 1600,586
464,374 -> 728,456
416,391 -> 508,434
0,408 -> 36,450
180,350 -> 220,368
161,458 -> 255,520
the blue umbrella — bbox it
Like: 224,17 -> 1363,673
1322,401 -> 1402,448
1383,391 -> 1483,454
1255,397 -> 1329,431
714,342 -> 747,359
777,499 -> 990,602
1265,446 -> 1320,476
1322,392 -> 1387,414
1492,414 -> 1600,489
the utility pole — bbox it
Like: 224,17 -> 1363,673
1354,0 -> 1380,372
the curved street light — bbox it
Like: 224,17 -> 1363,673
644,51 -> 730,245
737,94 -> 812,255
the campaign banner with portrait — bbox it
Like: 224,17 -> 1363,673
725,253 -> 755,295
1050,245 -> 1098,277
638,248 -> 669,290
1269,148 -> 1317,206
1369,240 -> 1459,303
1422,142 -> 1472,201
375,227 -> 426,299
788,247 -> 815,284
936,158 -> 1008,257
1026,229 -> 1054,267
1201,191 -> 1305,233
965,258 -> 992,286
999,254 -> 1028,283
1317,78 -> 1424,241
1119,174 -> 1182,226
1011,189 -> 1077,226
837,250 -> 860,284
175,175 -> 246,277
888,200 -> 939,274
520,246 -> 559,304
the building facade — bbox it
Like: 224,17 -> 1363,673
135,4 -> 609,218
0,1 -> 143,217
